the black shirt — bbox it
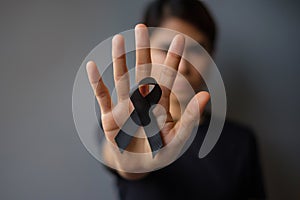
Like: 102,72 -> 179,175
105,118 -> 266,200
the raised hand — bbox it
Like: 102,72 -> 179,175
86,24 -> 210,179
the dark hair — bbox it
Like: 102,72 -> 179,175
142,0 -> 217,52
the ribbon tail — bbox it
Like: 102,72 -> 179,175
148,133 -> 163,158
115,113 -> 140,153
143,113 -> 163,158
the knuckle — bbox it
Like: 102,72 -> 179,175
167,51 -> 181,61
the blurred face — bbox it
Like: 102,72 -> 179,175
150,17 -> 211,106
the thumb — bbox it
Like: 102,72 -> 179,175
173,91 -> 210,145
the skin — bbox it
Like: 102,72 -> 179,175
151,17 -> 212,121
86,21 -> 210,180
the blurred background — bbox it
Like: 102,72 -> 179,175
0,0 -> 299,199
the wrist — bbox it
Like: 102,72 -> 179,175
118,171 -> 150,180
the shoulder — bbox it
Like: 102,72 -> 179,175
221,119 -> 257,145
200,112 -> 256,144
200,113 -> 257,149
206,118 -> 259,160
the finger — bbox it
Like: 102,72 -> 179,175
86,61 -> 112,114
135,24 -> 152,83
173,91 -> 210,145
112,34 -> 130,102
159,34 -> 185,93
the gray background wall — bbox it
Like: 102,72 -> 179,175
0,0 -> 299,199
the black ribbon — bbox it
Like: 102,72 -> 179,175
114,77 -> 163,157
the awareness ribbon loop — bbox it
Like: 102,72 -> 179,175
114,77 -> 163,157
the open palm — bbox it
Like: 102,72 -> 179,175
86,24 -> 210,177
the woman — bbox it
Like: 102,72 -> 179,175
86,0 -> 265,199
